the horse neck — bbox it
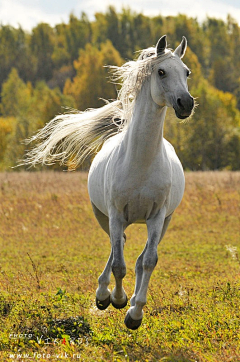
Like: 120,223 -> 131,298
123,80 -> 167,167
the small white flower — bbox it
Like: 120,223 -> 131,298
178,286 -> 188,299
22,224 -> 28,232
225,245 -> 238,260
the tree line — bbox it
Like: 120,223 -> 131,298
0,7 -> 239,170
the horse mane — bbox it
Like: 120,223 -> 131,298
110,47 -> 172,127
21,47 -> 172,169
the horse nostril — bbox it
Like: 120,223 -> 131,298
177,98 -> 184,110
191,96 -> 194,108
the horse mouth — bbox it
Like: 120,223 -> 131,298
175,113 -> 190,120
174,109 -> 192,120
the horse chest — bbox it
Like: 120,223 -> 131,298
109,162 -> 171,223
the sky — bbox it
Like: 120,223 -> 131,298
0,0 -> 240,31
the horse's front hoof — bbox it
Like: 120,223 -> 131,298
111,295 -> 128,309
124,311 -> 142,330
96,295 -> 111,310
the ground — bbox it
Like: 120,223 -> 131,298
0,171 -> 239,362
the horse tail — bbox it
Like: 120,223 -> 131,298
22,100 -> 124,169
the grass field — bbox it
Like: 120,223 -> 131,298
0,171 -> 239,362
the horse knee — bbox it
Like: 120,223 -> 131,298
143,251 -> 158,272
112,260 -> 126,279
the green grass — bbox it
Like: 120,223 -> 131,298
0,171 -> 239,361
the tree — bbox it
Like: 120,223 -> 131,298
64,41 -> 123,110
65,13 -> 92,62
0,25 -> 35,92
1,69 -> 75,169
0,116 -> 16,168
30,23 -> 55,81
1,68 -> 32,117
181,80 -> 240,170
32,81 -> 75,127
0,10 -> 239,170
52,23 -> 71,69
133,14 -> 153,51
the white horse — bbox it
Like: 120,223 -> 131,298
24,35 -> 194,330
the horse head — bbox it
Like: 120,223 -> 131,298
150,35 -> 194,119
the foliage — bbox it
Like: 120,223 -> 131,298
164,79 -> 240,170
0,9 -> 240,170
0,171 -> 239,361
0,69 -> 75,170
64,41 -> 123,110
0,117 -> 16,169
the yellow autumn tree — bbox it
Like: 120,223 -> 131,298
0,117 -> 16,169
64,40 -> 123,110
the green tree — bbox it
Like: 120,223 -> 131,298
0,26 -> 35,91
1,68 -> 32,117
182,80 -> 240,170
133,14 -> 153,51
105,7 -> 120,54
32,81 -> 75,127
30,23 -> 55,81
92,12 -> 108,45
52,23 -> 71,68
65,13 -> 92,62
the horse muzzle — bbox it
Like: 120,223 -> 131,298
174,94 -> 194,119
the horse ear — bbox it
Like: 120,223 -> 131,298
174,36 -> 187,58
156,35 -> 167,56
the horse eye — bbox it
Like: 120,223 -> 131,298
187,69 -> 191,77
158,69 -> 165,77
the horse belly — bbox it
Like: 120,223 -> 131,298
166,145 -> 185,214
168,169 -> 185,214
123,199 -> 158,224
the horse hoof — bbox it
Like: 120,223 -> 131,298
96,295 -> 111,310
111,296 -> 128,309
124,311 -> 142,330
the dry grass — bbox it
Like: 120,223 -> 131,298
0,171 -> 239,361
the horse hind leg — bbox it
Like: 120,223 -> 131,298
91,203 -> 127,310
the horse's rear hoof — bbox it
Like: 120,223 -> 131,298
124,311 -> 142,330
96,295 -> 111,310
111,296 -> 128,309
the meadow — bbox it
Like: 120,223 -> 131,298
0,171 -> 239,362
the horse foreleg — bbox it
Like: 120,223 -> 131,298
130,242 -> 148,307
130,213 -> 172,309
110,216 -> 128,309
125,209 -> 171,330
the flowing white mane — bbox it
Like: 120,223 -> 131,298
22,47 -> 172,169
